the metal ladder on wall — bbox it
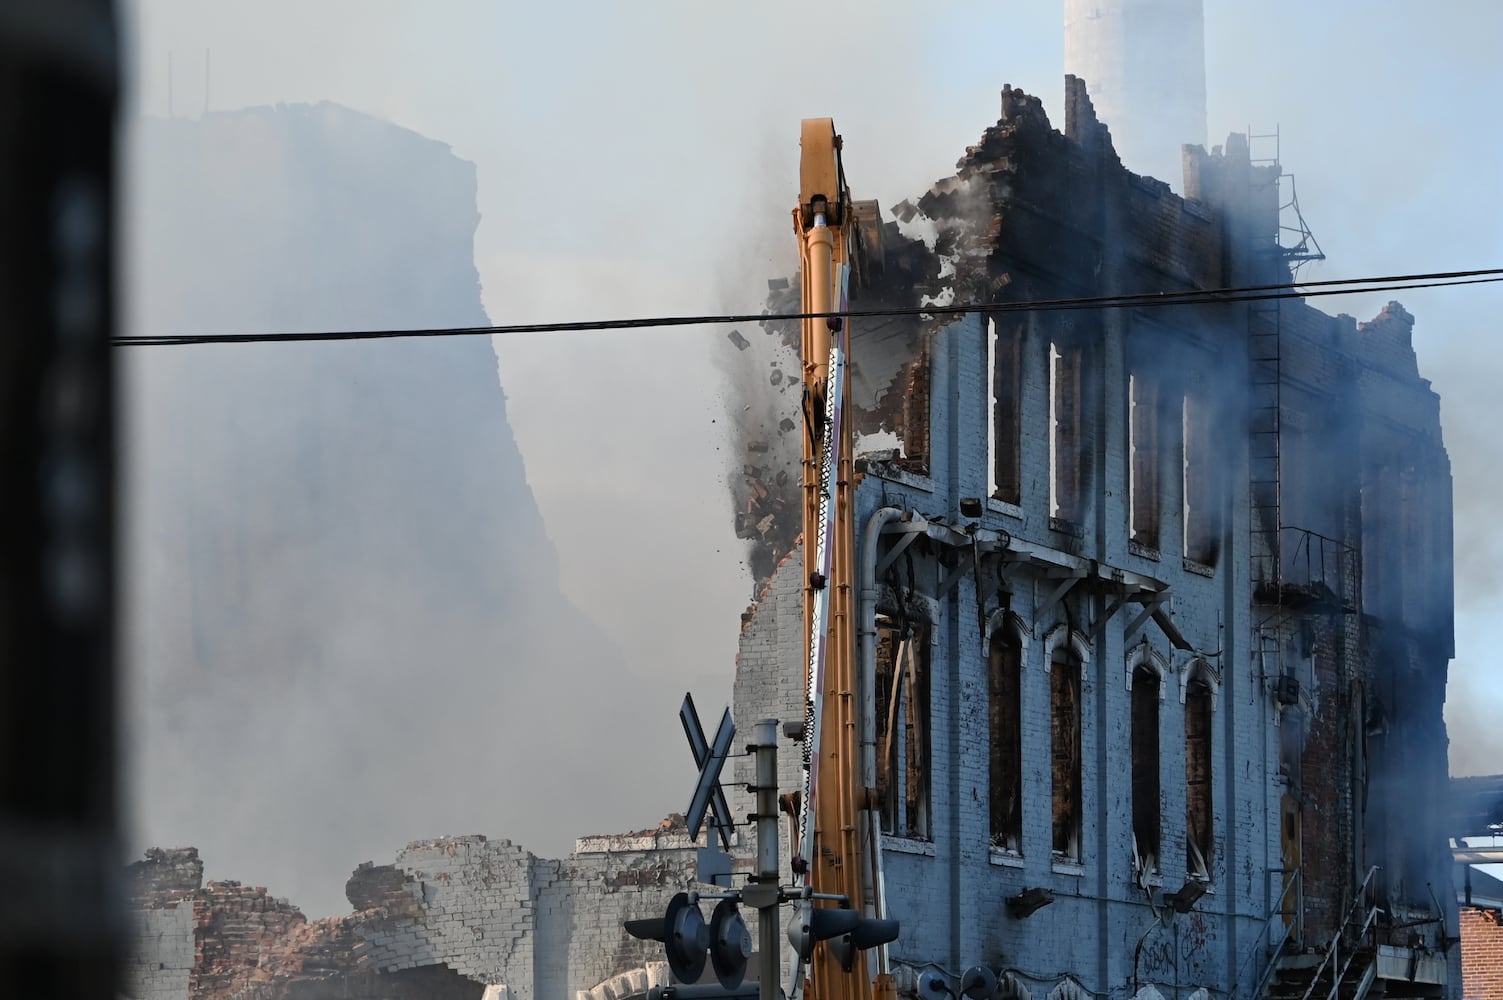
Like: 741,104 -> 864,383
1248,124 -> 1289,684
1248,299 -> 1282,605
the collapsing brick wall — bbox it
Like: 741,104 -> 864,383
124,849 -> 201,1000
123,847 -> 485,1000
724,211 -> 946,595
124,830 -> 707,1000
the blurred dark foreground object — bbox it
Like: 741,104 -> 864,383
0,2 -> 120,997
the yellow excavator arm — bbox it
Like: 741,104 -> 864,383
791,118 -> 896,1000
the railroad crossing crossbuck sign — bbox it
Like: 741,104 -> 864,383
680,693 -> 735,852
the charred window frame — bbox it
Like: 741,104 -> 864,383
1050,340 -> 1086,525
1049,634 -> 1085,862
1182,390 -> 1219,567
1128,649 -> 1164,877
990,318 -> 1022,506
901,345 -> 933,476
988,621 -> 1024,853
1129,373 -> 1161,552
1185,669 -> 1215,880
874,614 -> 932,840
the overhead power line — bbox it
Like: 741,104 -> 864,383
114,267 -> 1503,347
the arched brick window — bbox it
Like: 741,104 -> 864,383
875,609 -> 932,840
1128,643 -> 1167,876
988,613 -> 1028,853
1046,627 -> 1088,862
1184,661 -> 1216,879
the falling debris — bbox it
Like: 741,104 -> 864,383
726,328 -> 750,351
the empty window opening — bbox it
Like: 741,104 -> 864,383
990,318 -> 1022,505
989,627 -> 1023,853
1051,642 -> 1083,861
1131,664 -> 1161,875
1129,373 -> 1161,550
902,348 -> 933,476
1050,342 -> 1085,524
1182,392 -> 1219,565
1185,675 -> 1214,879
874,617 -> 931,840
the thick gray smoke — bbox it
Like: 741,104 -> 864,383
713,285 -> 803,593
120,3 -> 1503,911
124,105 -> 676,916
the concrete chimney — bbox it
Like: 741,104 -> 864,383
1064,0 -> 1207,191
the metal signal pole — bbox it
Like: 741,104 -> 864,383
751,720 -> 783,1000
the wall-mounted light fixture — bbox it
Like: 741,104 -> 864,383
1006,886 -> 1054,919
1163,880 -> 1208,914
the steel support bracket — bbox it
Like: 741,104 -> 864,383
875,528 -> 923,579
1034,571 -> 1085,627
1123,594 -> 1169,645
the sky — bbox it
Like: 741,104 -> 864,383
119,0 -> 1503,895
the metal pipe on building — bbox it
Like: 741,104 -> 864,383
858,507 -> 903,974
1452,849 -> 1503,865
858,507 -> 904,795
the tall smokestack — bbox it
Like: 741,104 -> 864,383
1064,0 -> 1207,191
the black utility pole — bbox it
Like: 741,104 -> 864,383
0,2 -> 121,996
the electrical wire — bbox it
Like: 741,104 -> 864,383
113,267 -> 1503,347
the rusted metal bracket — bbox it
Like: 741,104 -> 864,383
1034,569 -> 1086,627
1151,605 -> 1192,651
1092,596 -> 1128,643
1123,594 -> 1169,645
937,558 -> 971,599
873,525 -> 924,579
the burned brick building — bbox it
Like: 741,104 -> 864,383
124,73 -> 1458,1000
731,77 -> 1456,1000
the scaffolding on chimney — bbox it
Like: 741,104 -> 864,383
1249,125 -> 1326,275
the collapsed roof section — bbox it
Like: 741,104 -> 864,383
728,76 -> 1226,596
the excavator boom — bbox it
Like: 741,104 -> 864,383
791,118 -> 895,1000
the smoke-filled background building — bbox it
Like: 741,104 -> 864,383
124,103 -> 688,917
119,0 -> 1502,933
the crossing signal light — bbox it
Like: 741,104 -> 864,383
624,892 -> 710,984
623,893 -> 752,988
826,915 -> 900,972
786,901 -> 860,961
708,898 -> 752,989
